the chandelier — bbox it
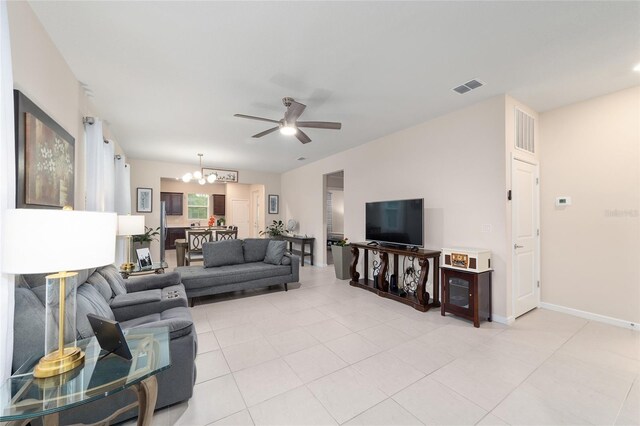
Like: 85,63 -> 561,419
182,153 -> 217,184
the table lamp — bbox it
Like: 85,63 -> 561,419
117,215 -> 145,271
2,209 -> 116,378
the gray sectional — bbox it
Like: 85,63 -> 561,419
13,265 -> 197,425
176,238 -> 299,304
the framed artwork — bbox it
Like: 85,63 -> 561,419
202,168 -> 239,183
268,194 -> 279,214
14,90 -> 75,209
137,187 -> 153,213
136,247 -> 153,268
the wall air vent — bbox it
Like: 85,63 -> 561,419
515,108 -> 535,154
452,79 -> 485,94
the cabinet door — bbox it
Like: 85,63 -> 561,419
170,193 -> 183,215
444,269 -> 474,316
213,194 -> 226,216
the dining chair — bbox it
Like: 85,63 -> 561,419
185,230 -> 213,265
216,229 -> 238,240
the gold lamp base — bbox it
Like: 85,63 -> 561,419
120,262 -> 136,271
33,346 -> 85,378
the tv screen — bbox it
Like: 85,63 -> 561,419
366,198 -> 424,247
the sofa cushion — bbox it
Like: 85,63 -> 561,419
281,255 -> 291,265
87,272 -> 115,301
12,287 -> 46,372
76,283 -> 116,339
203,240 -> 244,268
97,264 -> 128,296
178,262 -> 292,290
264,240 -> 286,265
243,238 -> 271,263
121,307 -> 194,339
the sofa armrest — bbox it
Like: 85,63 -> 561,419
125,271 -> 182,293
111,290 -> 161,309
285,253 -> 300,282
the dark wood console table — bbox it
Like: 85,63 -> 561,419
349,242 -> 441,312
281,235 -> 315,267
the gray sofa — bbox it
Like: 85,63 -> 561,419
176,238 -> 299,304
13,265 -> 197,425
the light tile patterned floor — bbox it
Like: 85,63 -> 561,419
137,256 -> 640,425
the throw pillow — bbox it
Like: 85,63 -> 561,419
264,240 -> 287,265
203,239 -> 245,268
280,255 -> 291,265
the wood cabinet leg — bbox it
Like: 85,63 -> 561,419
350,246 -> 360,282
379,252 -> 389,292
417,258 -> 430,306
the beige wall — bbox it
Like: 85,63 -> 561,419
8,2 -> 121,211
129,158 -> 280,260
540,86 -> 640,324
282,96 -> 511,319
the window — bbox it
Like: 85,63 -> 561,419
187,193 -> 209,220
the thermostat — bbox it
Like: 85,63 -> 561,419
555,196 -> 571,207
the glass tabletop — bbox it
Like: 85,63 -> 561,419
0,327 -> 170,421
124,261 -> 168,274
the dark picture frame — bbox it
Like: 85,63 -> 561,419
136,187 -> 153,213
202,168 -> 239,183
136,247 -> 153,269
268,194 -> 279,214
14,90 -> 75,209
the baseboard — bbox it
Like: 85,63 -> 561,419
491,314 -> 515,325
540,302 -> 639,331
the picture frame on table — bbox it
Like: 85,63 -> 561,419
202,168 -> 239,183
14,90 -> 75,209
136,187 -> 153,213
268,194 -> 279,214
136,248 -> 153,269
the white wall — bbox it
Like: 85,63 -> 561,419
129,158 -> 280,260
328,189 -> 344,234
540,86 -> 640,324
282,96 -> 511,318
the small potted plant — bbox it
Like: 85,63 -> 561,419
207,215 -> 216,228
132,226 -> 160,261
260,220 -> 285,238
331,238 -> 352,280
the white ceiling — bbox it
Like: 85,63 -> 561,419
29,1 -> 640,173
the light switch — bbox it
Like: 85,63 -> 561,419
555,196 -> 571,207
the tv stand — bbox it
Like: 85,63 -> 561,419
349,242 -> 441,312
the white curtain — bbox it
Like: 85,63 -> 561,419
84,120 -> 115,212
0,0 -> 16,381
114,156 -> 131,265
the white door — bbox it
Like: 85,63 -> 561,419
512,159 -> 540,317
232,199 -> 250,239
251,190 -> 260,238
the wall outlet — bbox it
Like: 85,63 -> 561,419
481,224 -> 492,233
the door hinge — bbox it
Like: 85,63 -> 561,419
536,178 -> 539,185
537,280 -> 540,288
537,229 -> 540,236
507,190 -> 512,201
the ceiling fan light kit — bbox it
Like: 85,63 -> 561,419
235,97 -> 342,144
182,153 -> 217,185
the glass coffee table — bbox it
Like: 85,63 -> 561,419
0,327 -> 170,426
120,261 -> 169,279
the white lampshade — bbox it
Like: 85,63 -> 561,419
1,209 -> 117,274
117,215 -> 145,236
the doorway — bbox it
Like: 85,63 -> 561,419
323,171 -> 344,266
511,158 -> 540,317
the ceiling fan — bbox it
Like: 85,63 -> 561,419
234,97 -> 342,144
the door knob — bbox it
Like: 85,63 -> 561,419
514,244 -> 524,249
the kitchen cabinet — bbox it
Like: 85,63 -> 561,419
161,192 -> 183,216
166,227 -> 187,250
213,194 -> 226,216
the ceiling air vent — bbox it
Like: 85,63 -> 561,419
297,157 -> 306,161
452,79 -> 484,94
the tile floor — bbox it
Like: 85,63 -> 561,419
136,258 -> 639,425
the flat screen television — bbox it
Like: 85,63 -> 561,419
365,198 -> 424,247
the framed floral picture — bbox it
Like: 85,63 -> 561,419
137,188 -> 153,213
14,90 -> 75,209
268,194 -> 279,214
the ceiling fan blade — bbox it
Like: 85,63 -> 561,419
295,129 -> 312,144
285,101 -> 306,123
296,121 -> 342,130
234,114 -> 280,124
252,127 -> 280,138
